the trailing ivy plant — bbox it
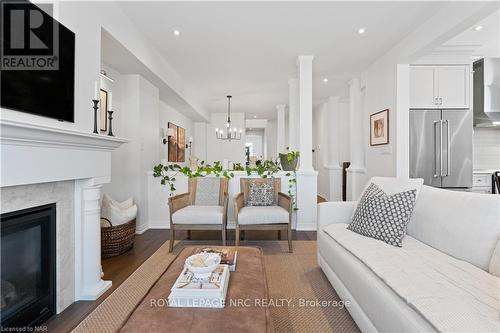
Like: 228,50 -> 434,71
245,159 -> 281,178
153,157 -> 299,210
153,161 -> 234,196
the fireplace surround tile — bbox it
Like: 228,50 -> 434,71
1,181 -> 75,313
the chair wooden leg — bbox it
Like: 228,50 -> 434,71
235,225 -> 240,247
169,228 -> 175,253
186,230 -> 191,240
222,225 -> 226,246
287,226 -> 293,253
278,230 -> 281,240
241,230 -> 245,241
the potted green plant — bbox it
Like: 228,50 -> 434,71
279,149 -> 300,171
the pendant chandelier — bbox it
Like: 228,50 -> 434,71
215,95 -> 242,141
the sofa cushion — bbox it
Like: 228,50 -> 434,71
172,205 -> 223,225
238,206 -> 288,225
323,223 -> 500,333
348,183 -> 417,247
408,185 -> 500,271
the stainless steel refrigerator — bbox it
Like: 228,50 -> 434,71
409,109 -> 472,189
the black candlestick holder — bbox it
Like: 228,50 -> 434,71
107,111 -> 114,137
92,99 -> 99,134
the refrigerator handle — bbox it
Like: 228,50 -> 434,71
440,120 -> 444,177
444,119 -> 450,177
433,120 -> 440,178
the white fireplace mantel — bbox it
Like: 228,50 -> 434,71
1,119 -> 128,187
1,118 -> 129,304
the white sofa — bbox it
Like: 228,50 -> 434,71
318,179 -> 500,333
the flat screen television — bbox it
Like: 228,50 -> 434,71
1,1 -> 75,122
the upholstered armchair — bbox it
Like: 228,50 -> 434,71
234,178 -> 293,252
168,177 -> 229,252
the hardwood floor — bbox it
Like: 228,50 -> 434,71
45,229 -> 316,332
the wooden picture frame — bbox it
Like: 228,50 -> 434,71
370,109 -> 389,146
167,123 -> 187,162
168,123 -> 178,162
99,89 -> 108,132
177,127 -> 186,162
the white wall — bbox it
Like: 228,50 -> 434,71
102,74 -> 161,233
159,101 -> 194,162
193,122 -> 207,162
266,119 -> 278,159
313,103 -> 329,198
473,128 -> 500,170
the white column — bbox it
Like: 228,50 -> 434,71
76,180 -> 112,300
288,78 -> 299,151
326,96 -> 342,201
276,104 -> 286,154
347,78 -> 366,200
298,55 -> 314,172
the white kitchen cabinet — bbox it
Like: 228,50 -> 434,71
438,66 -> 469,108
410,65 -> 469,109
410,66 -> 438,108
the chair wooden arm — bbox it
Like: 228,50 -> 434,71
222,191 -> 229,226
168,192 -> 191,215
278,192 -> 292,213
234,192 -> 244,220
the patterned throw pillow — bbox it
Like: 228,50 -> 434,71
247,179 -> 276,206
347,183 -> 417,247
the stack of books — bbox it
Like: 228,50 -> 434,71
168,248 -> 238,308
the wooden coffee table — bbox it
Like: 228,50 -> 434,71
119,246 -> 272,333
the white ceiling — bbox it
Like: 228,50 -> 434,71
117,1 -> 446,119
441,9 -> 500,58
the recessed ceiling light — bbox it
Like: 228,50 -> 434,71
173,29 -> 181,36
323,78 -> 329,83
474,25 -> 483,31
253,115 -> 257,118
357,28 -> 366,34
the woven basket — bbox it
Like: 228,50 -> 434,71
101,218 -> 136,258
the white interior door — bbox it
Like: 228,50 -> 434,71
438,66 -> 469,109
410,66 -> 438,109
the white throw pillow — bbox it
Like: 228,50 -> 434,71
102,193 -> 134,210
103,202 -> 138,226
489,237 -> 500,277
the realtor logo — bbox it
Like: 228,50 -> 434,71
1,1 -> 59,70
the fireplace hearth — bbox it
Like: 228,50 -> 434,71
1,204 -> 56,329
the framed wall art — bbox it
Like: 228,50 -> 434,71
370,109 -> 389,146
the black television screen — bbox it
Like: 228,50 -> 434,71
1,1 -> 75,122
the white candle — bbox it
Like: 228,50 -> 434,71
94,81 -> 99,100
108,92 -> 113,110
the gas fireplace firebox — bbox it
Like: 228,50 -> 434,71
1,204 -> 56,329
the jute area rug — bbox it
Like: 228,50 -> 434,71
72,240 -> 359,333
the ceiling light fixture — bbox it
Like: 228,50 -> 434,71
493,121 -> 500,126
215,96 -> 242,141
173,29 -> 181,36
253,115 -> 257,118
357,28 -> 366,34
323,78 -> 329,83
473,25 -> 483,31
